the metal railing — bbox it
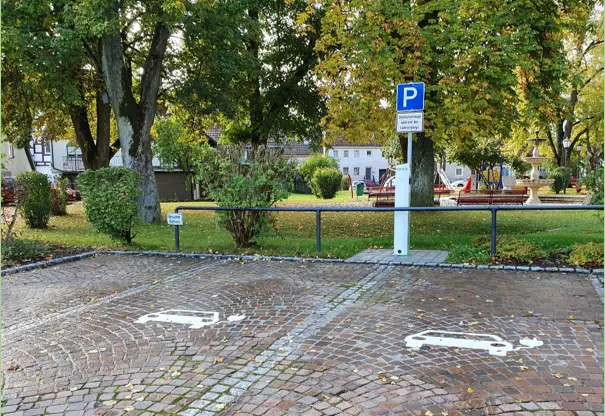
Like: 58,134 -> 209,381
173,205 -> 603,256
62,156 -> 86,172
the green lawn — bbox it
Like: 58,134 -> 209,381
11,194 -> 603,263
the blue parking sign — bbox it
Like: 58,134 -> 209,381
396,82 -> 425,112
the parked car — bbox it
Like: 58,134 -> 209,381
65,187 -> 81,201
451,179 -> 468,188
1,177 -> 15,204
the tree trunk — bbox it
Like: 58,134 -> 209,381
247,8 -> 265,145
95,92 -> 113,169
100,16 -> 167,223
399,133 -> 435,207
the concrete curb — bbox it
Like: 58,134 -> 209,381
2,250 -> 603,277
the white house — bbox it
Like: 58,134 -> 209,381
324,140 -> 389,184
1,142 -> 34,178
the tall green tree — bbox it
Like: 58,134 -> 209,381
175,0 -> 325,147
540,2 -> 603,166
1,0 -> 117,170
71,0 -> 189,222
314,0 -> 568,206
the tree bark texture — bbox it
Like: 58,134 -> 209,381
69,93 -> 116,170
100,16 -> 167,223
399,132 -> 435,207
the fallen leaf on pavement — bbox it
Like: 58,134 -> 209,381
467,387 -> 474,393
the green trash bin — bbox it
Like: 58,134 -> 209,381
356,182 -> 365,198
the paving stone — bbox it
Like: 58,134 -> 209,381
2,255 -> 602,416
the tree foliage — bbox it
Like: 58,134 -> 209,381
313,0 -> 573,204
1,0 -> 118,169
177,0 -> 326,147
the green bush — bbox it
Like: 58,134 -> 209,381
447,245 -> 492,265
568,242 -> 604,267
78,167 -> 142,243
341,175 -> 350,191
472,235 -> 542,263
298,154 -> 339,185
311,168 -> 343,199
582,167 -> 603,205
51,177 -> 68,216
1,238 -> 54,265
196,144 -> 295,248
548,167 -> 571,194
15,171 -> 52,228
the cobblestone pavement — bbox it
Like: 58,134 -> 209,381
2,255 -> 603,416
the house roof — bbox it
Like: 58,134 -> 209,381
268,138 -> 312,156
205,127 -> 221,145
328,138 -> 382,148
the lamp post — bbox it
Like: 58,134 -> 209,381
576,144 -> 583,179
563,137 -> 571,194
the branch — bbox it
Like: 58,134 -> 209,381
140,23 -> 170,110
579,67 -> 604,91
579,39 -> 604,63
83,40 -> 102,73
546,129 -> 558,160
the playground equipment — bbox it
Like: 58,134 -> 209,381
437,167 -> 456,191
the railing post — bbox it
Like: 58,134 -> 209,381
175,208 -> 180,252
316,209 -> 321,253
491,208 -> 497,256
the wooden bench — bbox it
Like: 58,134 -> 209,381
456,190 -> 525,206
570,178 -> 585,193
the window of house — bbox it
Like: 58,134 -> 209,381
44,140 -> 51,154
333,150 -> 339,158
455,167 -> 463,177
367,150 -> 372,157
354,150 -> 360,158
7,143 -> 14,159
354,167 -> 360,175
343,150 -> 349,158
343,167 -> 349,175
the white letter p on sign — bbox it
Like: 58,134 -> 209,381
403,87 -> 417,107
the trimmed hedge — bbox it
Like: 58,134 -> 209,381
15,172 -> 52,228
299,154 -> 339,185
51,177 -> 68,216
78,167 -> 142,243
311,168 -> 343,199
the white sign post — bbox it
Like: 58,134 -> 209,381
394,164 -> 410,255
394,82 -> 425,256
167,213 -> 183,226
